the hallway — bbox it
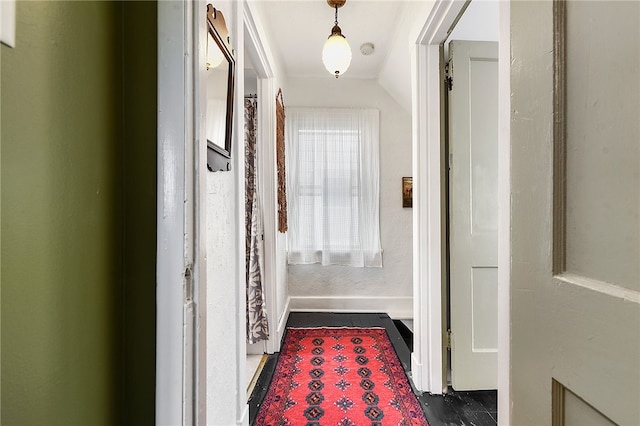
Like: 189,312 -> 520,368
3,1 -> 638,424
249,312 -> 497,426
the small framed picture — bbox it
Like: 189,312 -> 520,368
402,177 -> 412,208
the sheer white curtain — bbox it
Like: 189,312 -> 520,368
206,98 -> 226,144
286,107 -> 382,267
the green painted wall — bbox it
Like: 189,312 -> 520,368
1,1 -> 157,424
122,2 -> 157,424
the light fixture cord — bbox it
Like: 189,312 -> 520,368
334,5 -> 338,25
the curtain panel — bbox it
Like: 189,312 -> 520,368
286,107 -> 382,267
245,97 -> 269,344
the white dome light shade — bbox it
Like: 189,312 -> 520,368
322,33 -> 352,78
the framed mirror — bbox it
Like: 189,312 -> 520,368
206,4 -> 235,172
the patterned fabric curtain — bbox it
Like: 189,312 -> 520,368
245,97 -> 269,344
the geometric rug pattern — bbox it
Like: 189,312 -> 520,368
255,327 -> 429,425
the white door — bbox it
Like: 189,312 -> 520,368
511,1 -> 639,424
448,40 -> 499,391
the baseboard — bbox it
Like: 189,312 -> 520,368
238,404 -> 249,426
411,352 -> 424,392
289,296 -> 412,319
274,296 -> 291,350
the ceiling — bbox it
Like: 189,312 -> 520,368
251,0 -> 424,80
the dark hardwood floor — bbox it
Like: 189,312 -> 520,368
248,312 -> 497,425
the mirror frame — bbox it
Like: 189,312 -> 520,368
206,4 -> 235,172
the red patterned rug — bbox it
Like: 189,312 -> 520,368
255,327 -> 428,425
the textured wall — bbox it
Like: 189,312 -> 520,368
205,1 -> 244,423
283,77 -> 413,317
206,172 -> 239,422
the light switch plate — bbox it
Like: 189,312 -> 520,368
1,0 -> 16,48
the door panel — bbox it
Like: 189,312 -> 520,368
564,1 -> 639,291
448,40 -> 499,391
471,267 -> 498,351
564,389 -> 617,426
510,1 -> 640,424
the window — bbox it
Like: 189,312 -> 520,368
286,108 -> 382,267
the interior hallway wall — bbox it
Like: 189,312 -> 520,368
205,1 -> 290,420
122,2 -> 158,424
205,1 -> 246,423
283,77 -> 413,318
1,1 -> 157,424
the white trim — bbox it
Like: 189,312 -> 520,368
289,296 -> 413,320
243,0 -> 279,354
182,1 -> 199,424
411,0 -> 466,395
183,302 -> 195,425
194,0 -> 209,423
257,77 -> 278,355
238,406 -> 249,426
157,1 -> 190,424
412,1 -> 512,420
497,2 -> 511,424
417,0 -> 467,45
412,0 -> 511,402
277,296 -> 292,343
555,273 -> 640,304
243,2 -> 274,79
233,3 -> 247,425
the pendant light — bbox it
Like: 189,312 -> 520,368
322,0 -> 351,78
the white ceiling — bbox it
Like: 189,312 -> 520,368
252,0 -> 422,80
248,0 -> 500,110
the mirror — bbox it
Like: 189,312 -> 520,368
206,4 -> 235,172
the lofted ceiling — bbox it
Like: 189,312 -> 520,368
252,0 -> 427,80
247,1 -> 500,110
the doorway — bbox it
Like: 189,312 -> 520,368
410,0 -> 510,422
242,7 -> 280,409
443,0 -> 499,392
243,65 -> 269,397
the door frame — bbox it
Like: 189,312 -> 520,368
157,0 -> 203,424
411,0 -> 511,423
157,1 -> 279,424
243,0 -> 280,355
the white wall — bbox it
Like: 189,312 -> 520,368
204,1 -> 244,424
448,0 -> 499,43
376,0 -> 498,112
378,1 -> 436,112
244,68 -> 257,95
446,0 -> 499,59
283,77 -> 413,319
206,171 -> 239,422
204,1 -> 291,422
